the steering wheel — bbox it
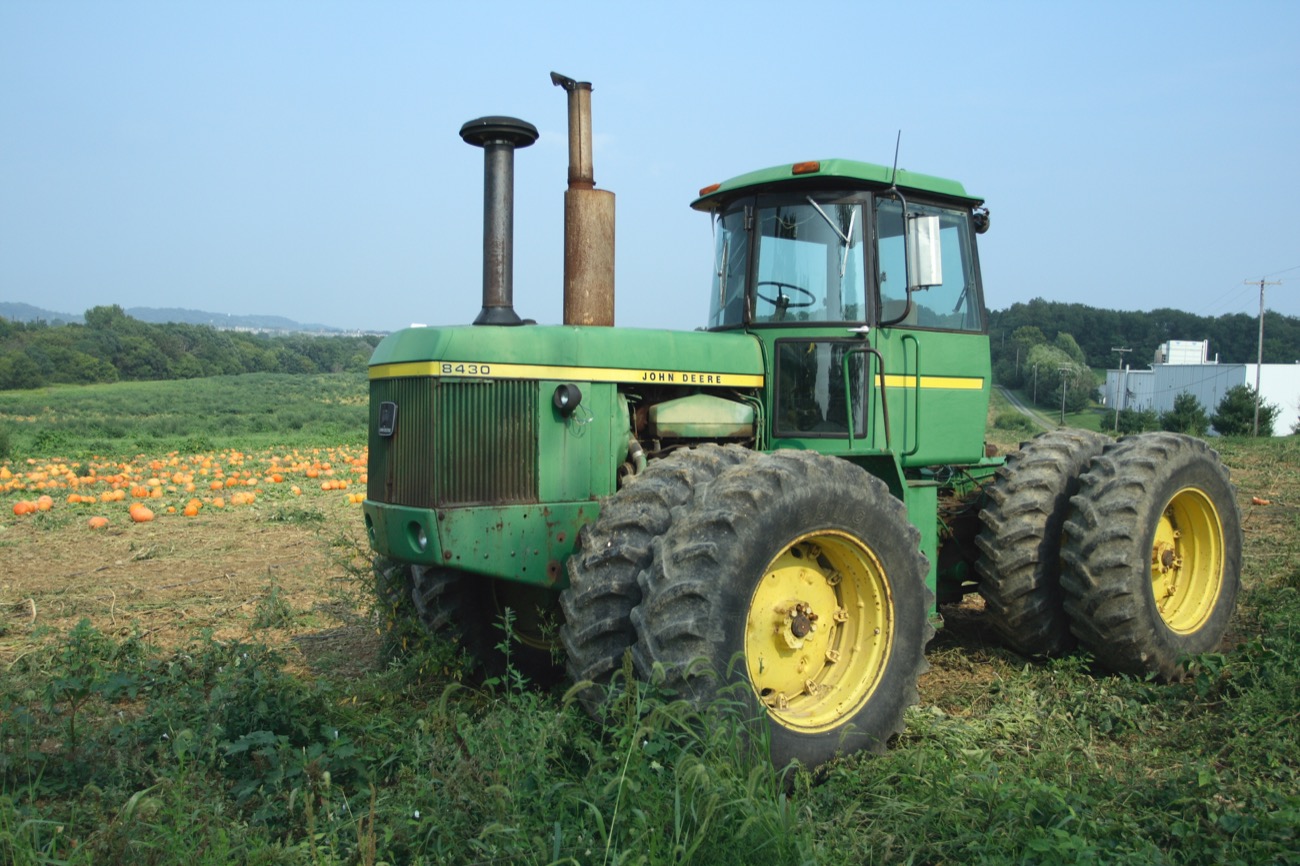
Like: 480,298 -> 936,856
755,281 -> 816,309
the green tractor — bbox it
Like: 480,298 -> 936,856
363,74 -> 1241,767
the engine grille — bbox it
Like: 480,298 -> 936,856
368,377 -> 538,508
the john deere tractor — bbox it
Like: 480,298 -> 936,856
362,74 -> 1241,767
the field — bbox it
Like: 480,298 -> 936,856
2,375 -> 1298,865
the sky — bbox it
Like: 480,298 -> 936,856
2,1 -> 1298,334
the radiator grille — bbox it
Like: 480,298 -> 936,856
368,377 -> 538,508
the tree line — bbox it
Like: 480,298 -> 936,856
0,305 -> 382,390
990,304 -> 1293,435
989,299 -> 1300,370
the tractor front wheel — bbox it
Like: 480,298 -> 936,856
1060,433 -> 1242,679
631,451 -> 932,767
410,564 -> 561,683
560,445 -> 749,713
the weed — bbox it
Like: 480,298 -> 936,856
252,577 -> 296,630
268,507 -> 326,524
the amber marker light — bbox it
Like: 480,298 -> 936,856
791,161 -> 821,175
698,182 -> 722,197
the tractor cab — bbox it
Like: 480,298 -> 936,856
693,160 -> 993,468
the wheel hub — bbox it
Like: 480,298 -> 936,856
745,532 -> 893,734
1150,488 -> 1225,634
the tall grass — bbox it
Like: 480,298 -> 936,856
5,570 -> 1297,864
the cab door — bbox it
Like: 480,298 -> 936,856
871,198 -> 991,467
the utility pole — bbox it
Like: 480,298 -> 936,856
1111,346 -> 1132,433
1059,367 -> 1072,425
1244,278 -> 1282,436
1032,363 -> 1039,405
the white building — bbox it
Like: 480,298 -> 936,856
1104,340 -> 1300,436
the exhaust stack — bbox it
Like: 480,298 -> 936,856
551,72 -> 615,327
460,115 -> 538,326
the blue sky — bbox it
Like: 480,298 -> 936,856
2,1 -> 1297,333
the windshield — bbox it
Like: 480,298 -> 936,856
708,197 -> 866,328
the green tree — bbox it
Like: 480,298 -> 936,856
1117,407 -> 1158,434
1054,332 -> 1087,366
83,304 -> 130,331
0,353 -> 45,389
1159,392 -> 1210,436
1025,343 -> 1092,411
1212,384 -> 1279,436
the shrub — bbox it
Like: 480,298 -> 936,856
1212,384 -> 1278,436
1116,407 -> 1158,434
994,411 -> 1036,433
1161,391 -> 1210,436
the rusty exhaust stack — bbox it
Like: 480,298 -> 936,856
460,115 -> 538,326
551,72 -> 615,326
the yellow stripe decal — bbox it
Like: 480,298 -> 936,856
370,360 -> 766,388
881,374 -> 985,390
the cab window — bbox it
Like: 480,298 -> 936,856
876,199 -> 983,331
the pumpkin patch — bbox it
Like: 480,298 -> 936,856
4,445 -> 369,527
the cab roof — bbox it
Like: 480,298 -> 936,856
691,158 -> 982,211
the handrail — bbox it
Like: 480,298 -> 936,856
901,334 -> 921,457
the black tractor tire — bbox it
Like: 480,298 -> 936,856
630,450 -> 933,768
410,564 -> 561,684
1060,433 -> 1242,680
975,428 -> 1110,657
560,444 -> 749,713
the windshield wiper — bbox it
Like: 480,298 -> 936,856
806,197 -> 857,278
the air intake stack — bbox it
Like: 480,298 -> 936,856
551,72 -> 615,326
460,115 -> 539,326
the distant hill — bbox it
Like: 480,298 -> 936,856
0,302 -> 83,325
124,307 -> 343,333
0,302 -> 346,334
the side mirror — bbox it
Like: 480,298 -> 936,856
906,214 -> 943,290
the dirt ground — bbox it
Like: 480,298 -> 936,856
3,437 -> 1292,705
0,498 -> 383,677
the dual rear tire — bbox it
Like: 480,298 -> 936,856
977,431 -> 1241,678
1060,433 -> 1241,678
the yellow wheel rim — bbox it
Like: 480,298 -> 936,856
1150,486 -> 1225,634
744,530 -> 893,734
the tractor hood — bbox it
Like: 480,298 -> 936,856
369,324 -> 766,389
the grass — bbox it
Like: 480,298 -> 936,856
2,379 -> 1298,864
0,372 -> 367,459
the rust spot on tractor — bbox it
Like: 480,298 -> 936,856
547,560 -> 561,581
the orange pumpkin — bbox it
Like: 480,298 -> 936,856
88,515 -> 110,529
